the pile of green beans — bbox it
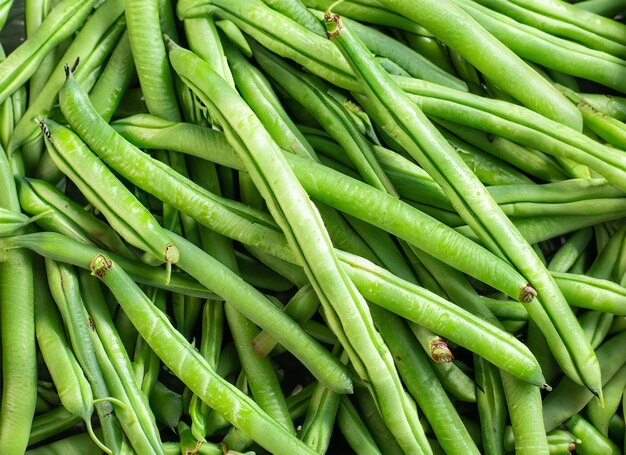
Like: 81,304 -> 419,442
0,0 -> 625,453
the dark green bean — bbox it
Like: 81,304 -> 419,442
475,356 -> 506,455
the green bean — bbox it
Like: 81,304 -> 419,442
429,359 -> 477,402
439,121 -> 568,182
543,330 -> 626,432
328,14 -> 600,393
44,259 -> 123,453
79,271 -> 163,453
252,44 -> 396,194
451,0 -> 626,93
171,231 -> 352,393
9,0 -> 126,154
579,93 -> 626,121
236,250 -> 294,291
372,0 -> 584,126
353,386 -> 404,455
474,355 -> 506,455
574,0 -> 625,15
479,296 -> 529,321
132,289 -> 163,395
42,116 -> 179,268
17,177 -> 133,256
586,362 -> 626,436
4,232 -> 220,300
125,0 -> 180,121
184,16 -> 235,87
508,0 -> 626,44
89,253 -> 316,454
225,41 -> 318,160
548,228 -> 594,273
149,381 -> 182,430
0,248 -> 36,454
310,9 -> 467,91
552,272 -> 626,314
473,0 -> 626,56
565,414 -> 621,455
410,323 -> 454,362
252,284 -> 320,356
0,0 -> 94,106
373,307 -> 480,455
88,31 -> 135,123
27,431 -> 101,455
304,0 -> 428,34
577,102 -> 626,150
34,267 -> 109,453
171,42 -> 434,454
262,0 -> 325,36
338,250 -> 546,386
440,128 -> 533,186
299,359 -> 343,452
336,396 -> 383,455
28,406 -> 82,447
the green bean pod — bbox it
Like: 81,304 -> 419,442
336,396 -> 383,455
565,414 -> 621,455
543,330 -> 626,432
79,271 -> 163,454
9,0 -> 126,154
34,268 -> 110,453
553,272 -> 626,314
44,259 -> 123,454
0,0 -> 94,106
475,356 -> 506,455
262,0 -> 326,36
373,307 -> 480,455
125,0 -> 180,121
41,117 -> 179,267
339,251 -> 547,386
328,15 -> 601,392
17,177 -> 133,256
28,407 -> 82,447
89,253 -> 317,455
88,31 -> 136,123
586,362 -> 626,436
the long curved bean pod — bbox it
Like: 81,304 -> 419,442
475,356 -> 506,455
327,14 -> 599,393
17,177 -> 132,256
89,253 -> 317,455
0,0 -> 94,106
28,407 -> 82,447
88,31 -> 135,123
336,396 -> 383,455
552,272 -> 626,314
508,0 -> 626,44
167,42 -> 430,454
